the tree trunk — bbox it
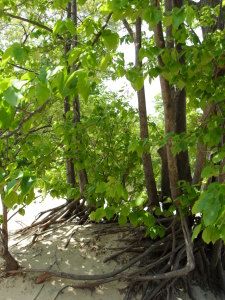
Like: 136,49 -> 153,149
174,78 -> 192,184
135,17 -> 159,206
173,0 -> 192,183
71,0 -> 88,196
0,229 -> 19,271
0,195 -> 19,271
158,145 -> 171,200
153,0 -> 180,200
64,2 -> 76,192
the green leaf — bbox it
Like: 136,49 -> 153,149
24,188 -> 35,205
6,178 -> 20,195
148,225 -> 165,239
20,176 -> 36,198
35,84 -> 50,104
129,212 -> 139,227
143,6 -> 163,29
90,211 -> 96,221
95,207 -> 105,222
203,198 -> 220,226
0,78 -> 10,93
21,72 -> 36,81
135,193 -> 146,207
172,7 -> 185,28
0,168 -> 4,182
105,207 -> 115,220
53,20 -> 64,35
128,140 -> 139,153
0,106 -> 13,129
99,3 -> 112,15
18,208 -> 25,216
143,212 -> 155,227
2,43 -> 28,65
65,18 -> 76,35
54,0 -> 70,9
192,224 -> 202,241
201,166 -> 212,178
185,5 -> 196,26
219,225 -> 225,242
78,0 -> 87,5
201,165 -> 219,179
163,15 -> 172,27
102,30 -> 119,51
100,54 -> 112,71
192,192 -> 211,214
95,182 -> 107,193
126,68 -> 144,91
118,214 -> 127,227
115,183 -> 128,199
64,71 -> 77,89
3,87 -> 22,106
76,70 -> 90,100
120,205 -> 130,216
3,191 -> 18,208
68,48 -> 81,66
202,226 -> 214,244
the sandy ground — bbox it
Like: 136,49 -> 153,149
1,222 -> 136,300
0,197 -> 224,300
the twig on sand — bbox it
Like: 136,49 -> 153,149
53,277 -> 118,300
33,284 -> 45,300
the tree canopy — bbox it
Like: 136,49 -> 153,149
0,0 -> 225,298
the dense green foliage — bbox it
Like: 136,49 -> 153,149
0,0 -> 225,248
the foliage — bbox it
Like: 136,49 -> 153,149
0,0 -> 224,248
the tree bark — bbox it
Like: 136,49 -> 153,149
71,0 -> 88,196
0,193 -> 19,271
0,229 -> 19,271
153,0 -> 180,200
64,2 -> 76,191
165,0 -> 174,49
173,0 -> 192,183
158,145 -> 171,200
135,17 -> 159,206
175,90 -> 192,182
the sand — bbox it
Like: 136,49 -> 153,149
1,222 -> 136,300
0,197 -> 224,300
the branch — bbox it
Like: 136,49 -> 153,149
123,19 -> 135,41
0,11 -> 53,33
0,99 -> 51,139
0,58 -> 39,74
73,13 -> 113,71
91,13 -> 113,46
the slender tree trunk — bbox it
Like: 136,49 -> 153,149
0,193 -> 19,271
135,18 -> 159,206
173,0 -> 192,183
153,0 -> 180,200
71,0 -> 88,196
192,143 -> 207,185
158,145 -> 171,200
175,89 -> 192,182
165,0 -> 174,49
64,2 -> 76,191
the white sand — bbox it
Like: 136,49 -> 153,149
1,222 -> 136,300
0,197 -> 224,300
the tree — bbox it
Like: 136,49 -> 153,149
0,0 -> 225,298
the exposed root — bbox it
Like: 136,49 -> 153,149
16,199 -> 91,240
7,210 -> 225,299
